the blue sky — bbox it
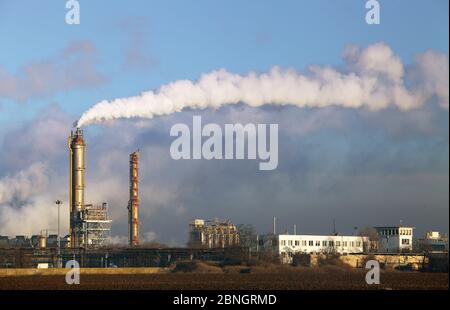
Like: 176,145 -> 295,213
0,0 -> 448,126
0,1 -> 448,242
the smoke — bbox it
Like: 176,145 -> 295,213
0,162 -> 70,236
77,42 -> 449,127
0,162 -> 49,205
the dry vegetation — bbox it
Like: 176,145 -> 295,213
0,261 -> 448,290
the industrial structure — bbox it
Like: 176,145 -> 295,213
69,128 -> 111,248
0,235 -> 70,249
415,231 -> 449,252
127,151 -> 140,246
189,219 -> 240,248
0,127 -> 447,272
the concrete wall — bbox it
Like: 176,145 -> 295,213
0,267 -> 168,277
299,253 -> 427,269
339,254 -> 427,269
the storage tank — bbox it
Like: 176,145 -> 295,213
38,234 -> 46,249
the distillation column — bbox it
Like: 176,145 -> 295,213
69,128 -> 86,248
128,151 -> 140,246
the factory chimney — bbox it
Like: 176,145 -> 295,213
128,151 -> 140,246
68,128 -> 86,248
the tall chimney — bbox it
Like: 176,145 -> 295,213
68,128 -> 86,248
128,151 -> 140,246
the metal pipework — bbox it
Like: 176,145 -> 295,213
69,128 -> 86,248
128,151 -> 140,246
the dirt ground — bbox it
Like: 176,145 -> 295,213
0,268 -> 448,290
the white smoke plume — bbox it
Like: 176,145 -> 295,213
77,42 -> 449,127
0,162 -> 49,204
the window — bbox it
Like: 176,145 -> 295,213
350,241 -> 354,247
343,241 -> 348,247
336,241 -> 341,247
308,241 -> 313,246
329,241 -> 334,247
402,239 -> 410,245
302,240 -> 307,246
295,240 -> 299,246
281,240 -> 286,246
395,229 -> 399,235
288,240 -> 292,246
356,241 -> 361,247
315,241 -> 320,246
322,241 -> 327,247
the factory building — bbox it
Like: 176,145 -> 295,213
189,219 -> 240,248
0,235 -> 70,249
374,226 -> 414,253
69,128 -> 111,248
263,234 -> 369,264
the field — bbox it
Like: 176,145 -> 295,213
0,264 -> 448,290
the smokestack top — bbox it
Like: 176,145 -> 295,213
130,150 -> 139,160
70,128 -> 85,146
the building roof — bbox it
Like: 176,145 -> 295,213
374,226 -> 415,229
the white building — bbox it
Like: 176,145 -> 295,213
263,234 -> 369,264
374,226 -> 414,253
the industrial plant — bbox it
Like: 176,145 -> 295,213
189,219 -> 240,248
0,128 -> 448,271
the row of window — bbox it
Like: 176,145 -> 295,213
379,229 -> 412,236
280,240 -> 362,248
401,238 -> 410,245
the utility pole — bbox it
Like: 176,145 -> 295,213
273,216 -> 276,235
55,200 -> 62,268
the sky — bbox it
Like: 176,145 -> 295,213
0,0 -> 448,245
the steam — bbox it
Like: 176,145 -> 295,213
77,42 -> 448,127
0,162 -> 49,204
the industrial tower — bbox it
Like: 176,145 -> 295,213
128,151 -> 140,246
69,128 -> 111,248
69,128 -> 86,247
